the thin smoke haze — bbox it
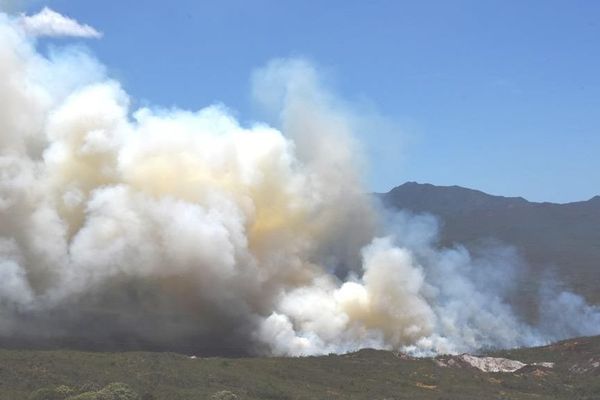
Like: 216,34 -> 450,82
0,11 -> 598,356
19,7 -> 102,38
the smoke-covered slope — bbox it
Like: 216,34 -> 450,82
378,182 -> 600,304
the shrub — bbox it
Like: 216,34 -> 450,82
78,383 -> 102,393
67,383 -> 140,400
67,393 -> 102,400
97,383 -> 140,400
29,388 -> 64,400
209,390 -> 239,400
29,385 -> 75,400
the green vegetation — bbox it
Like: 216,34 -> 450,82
0,336 -> 598,400
28,383 -> 139,400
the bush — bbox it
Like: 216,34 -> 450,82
29,388 -> 64,400
67,383 -> 140,400
209,391 -> 239,400
98,383 -> 140,400
67,394 -> 102,400
29,385 -> 75,400
78,383 -> 102,393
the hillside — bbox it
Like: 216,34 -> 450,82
378,182 -> 600,305
2,335 -> 599,400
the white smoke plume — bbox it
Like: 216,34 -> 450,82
0,12 -> 598,356
19,7 -> 102,38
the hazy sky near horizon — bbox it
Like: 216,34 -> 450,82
7,0 -> 600,203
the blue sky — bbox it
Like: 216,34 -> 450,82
16,0 -> 600,202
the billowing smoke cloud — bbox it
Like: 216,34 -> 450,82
19,7 -> 102,38
0,12 -> 598,356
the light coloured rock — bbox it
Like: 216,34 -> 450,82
534,362 -> 554,368
458,354 -> 526,372
569,357 -> 600,374
435,354 -> 555,373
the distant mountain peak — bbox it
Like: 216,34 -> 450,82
386,182 -> 595,207
382,182 -> 530,216
378,182 -> 600,307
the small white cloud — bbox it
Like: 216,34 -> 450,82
20,7 -> 102,38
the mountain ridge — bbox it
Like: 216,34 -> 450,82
383,181 -> 599,207
377,182 -> 600,306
